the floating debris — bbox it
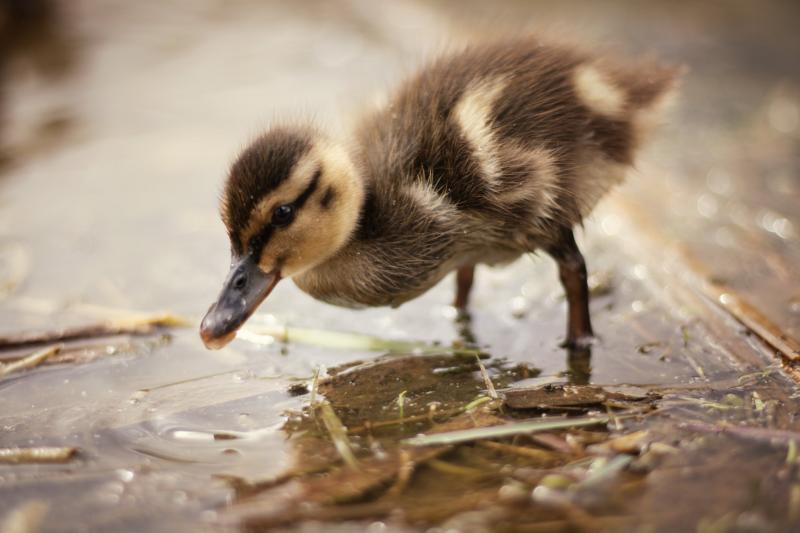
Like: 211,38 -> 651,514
463,395 -> 494,412
0,313 -> 188,351
396,390 -> 407,422
319,401 -> 359,469
309,365 -> 323,407
0,446 -> 78,464
503,383 -> 657,411
403,415 -> 612,447
287,381 -> 310,396
0,344 -> 62,379
637,341 -> 665,354
475,355 -> 498,399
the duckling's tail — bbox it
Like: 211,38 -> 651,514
618,59 -> 687,141
568,56 -> 684,219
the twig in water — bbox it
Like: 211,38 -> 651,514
786,440 -> 798,465
309,366 -> 323,408
396,390 -> 407,423
385,449 -> 414,498
319,402 -> 359,469
683,351 -> 706,380
403,415 -> 612,447
464,395 -> 493,411
738,364 -> 781,384
0,345 -> 62,378
0,314 -> 188,351
475,355 -> 498,399
0,447 -> 77,464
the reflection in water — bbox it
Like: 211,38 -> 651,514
454,307 -> 593,385
453,308 -> 478,348
566,345 -> 592,385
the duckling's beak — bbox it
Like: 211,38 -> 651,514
199,256 -> 281,349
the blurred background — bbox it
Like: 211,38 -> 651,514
0,1 -> 799,532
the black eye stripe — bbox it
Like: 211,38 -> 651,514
248,167 -> 322,256
293,168 -> 321,209
249,224 -> 274,256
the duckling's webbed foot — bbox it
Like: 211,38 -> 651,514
545,227 -> 594,348
453,264 -> 475,311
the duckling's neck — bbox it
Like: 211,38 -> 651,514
291,140 -> 374,304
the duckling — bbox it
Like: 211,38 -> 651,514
200,37 -> 680,350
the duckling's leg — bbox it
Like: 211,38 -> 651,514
453,265 -> 475,311
545,227 -> 594,348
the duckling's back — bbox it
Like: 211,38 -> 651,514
356,37 -> 679,227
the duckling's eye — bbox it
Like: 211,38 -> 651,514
271,204 -> 295,227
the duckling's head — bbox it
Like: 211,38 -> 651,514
200,126 -> 363,349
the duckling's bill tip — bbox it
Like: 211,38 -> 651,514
200,328 -> 236,350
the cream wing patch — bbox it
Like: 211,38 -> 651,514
405,179 -> 457,222
573,64 -> 626,118
496,146 -> 562,218
454,77 -> 508,189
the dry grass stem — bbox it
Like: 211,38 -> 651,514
0,313 -> 187,351
403,415 -> 612,447
0,344 -> 62,378
319,402 -> 359,469
475,355 -> 498,399
0,447 -> 78,464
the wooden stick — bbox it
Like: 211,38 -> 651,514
0,344 -> 62,378
0,313 -> 188,351
0,447 -> 77,464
